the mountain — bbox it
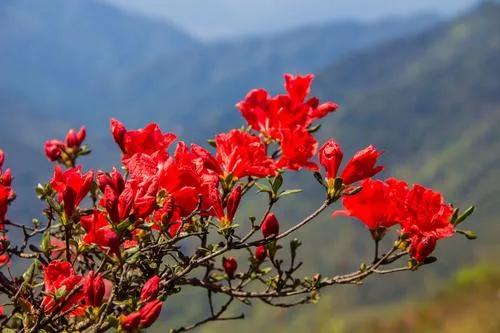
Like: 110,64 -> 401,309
147,3 -> 500,331
117,13 -> 440,137
0,0 -> 198,118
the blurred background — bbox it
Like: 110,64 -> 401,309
1,0 -> 500,332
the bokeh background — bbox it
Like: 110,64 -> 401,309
1,0 -> 499,332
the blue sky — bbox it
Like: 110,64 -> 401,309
101,0 -> 478,40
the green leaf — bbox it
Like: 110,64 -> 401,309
279,189 -> 302,198
271,174 -> 283,193
455,206 -> 475,226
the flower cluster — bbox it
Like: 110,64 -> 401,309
0,74 -> 474,332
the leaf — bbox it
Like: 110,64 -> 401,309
271,174 -> 283,193
455,206 -> 475,226
279,189 -> 303,198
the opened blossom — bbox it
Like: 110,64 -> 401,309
50,166 -> 93,218
80,210 -> 120,254
277,127 -> 318,171
193,129 -> 276,181
237,74 -> 338,140
111,119 -> 176,163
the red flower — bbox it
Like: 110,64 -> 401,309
209,185 -> 242,227
236,74 -> 338,140
44,139 -> 64,161
84,271 -> 105,307
139,299 -> 163,328
401,184 -> 454,239
80,210 -> 120,254
140,275 -> 161,302
0,186 -> 10,226
194,130 -> 276,180
96,168 -> 125,194
120,311 -> 142,330
223,257 -> 238,278
0,236 -> 10,267
340,145 -> 383,185
319,139 -> 343,180
255,245 -> 267,262
333,178 -> 405,237
110,119 -> 176,163
277,127 -> 318,171
50,166 -> 93,218
409,235 -> 437,263
65,127 -> 86,148
261,213 -> 280,238
41,260 -> 86,316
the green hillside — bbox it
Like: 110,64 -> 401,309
149,3 -> 500,331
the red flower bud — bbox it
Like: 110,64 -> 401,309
65,128 -> 78,148
139,299 -> 163,328
118,185 -> 134,221
341,145 -> 383,185
261,213 -> 279,238
76,126 -> 86,146
0,150 -> 4,169
410,236 -> 437,263
255,245 -> 267,262
120,311 -> 141,330
223,257 -> 238,279
110,118 -> 127,151
84,271 -> 105,307
226,185 -> 242,222
319,139 -> 343,180
111,168 -> 125,193
104,186 -> 119,222
63,187 -> 76,218
44,139 -> 64,161
140,275 -> 160,302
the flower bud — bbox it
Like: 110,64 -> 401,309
139,299 -> 163,328
340,145 -> 383,185
76,126 -> 86,146
65,128 -> 78,148
319,139 -> 343,180
120,311 -> 141,330
118,185 -> 134,221
44,140 -> 64,161
84,271 -> 105,307
111,118 -> 127,151
104,186 -> 119,222
261,213 -> 279,238
255,245 -> 267,262
0,150 -> 4,169
226,185 -> 242,222
410,236 -> 437,263
140,275 -> 160,302
63,187 -> 76,219
223,257 -> 238,279
111,168 -> 125,193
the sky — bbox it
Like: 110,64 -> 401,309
101,0 -> 479,40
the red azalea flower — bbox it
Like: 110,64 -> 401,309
255,245 -> 267,262
41,260 -> 86,316
65,126 -> 86,148
50,166 -> 93,218
194,129 -> 276,180
140,275 -> 161,302
402,184 -> 455,239
44,139 -> 64,161
277,127 -> 318,171
319,139 -> 343,180
110,119 -> 176,163
208,185 -> 242,227
120,311 -> 142,330
340,145 -> 383,185
223,257 -> 238,279
333,178 -> 406,238
80,210 -> 120,254
409,235 -> 437,263
0,186 -> 10,226
139,299 -> 163,328
237,74 -> 338,140
261,213 -> 280,238
84,271 -> 105,307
